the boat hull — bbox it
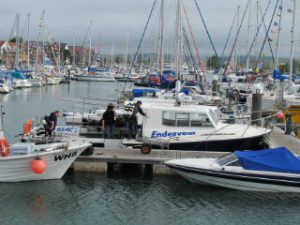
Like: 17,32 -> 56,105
167,164 -> 300,192
0,142 -> 90,182
152,134 -> 268,151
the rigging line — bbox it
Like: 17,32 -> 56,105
258,2 -> 275,68
244,0 -> 271,69
183,28 -> 199,83
222,0 -> 250,77
220,8 -> 239,66
123,0 -> 157,92
194,0 -> 219,63
182,2 -> 207,86
254,0 -> 280,71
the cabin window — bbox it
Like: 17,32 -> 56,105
190,113 -> 213,127
176,113 -> 190,127
162,111 -> 176,126
162,111 -> 214,127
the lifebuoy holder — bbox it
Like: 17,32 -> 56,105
0,138 -> 10,157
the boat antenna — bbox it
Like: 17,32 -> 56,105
0,105 -> 5,138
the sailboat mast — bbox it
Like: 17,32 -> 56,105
72,29 -> 76,68
175,0 -> 182,78
289,0 -> 296,86
27,13 -> 30,69
158,0 -> 164,75
88,20 -> 93,67
15,13 -> 20,69
275,0 -> 283,68
246,0 -> 252,71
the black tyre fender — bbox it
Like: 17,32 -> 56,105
141,144 -> 152,154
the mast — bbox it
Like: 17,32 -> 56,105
88,20 -> 93,67
15,13 -> 20,69
256,1 -> 259,61
275,1 -> 283,68
124,32 -> 129,70
72,28 -> 76,68
27,13 -> 30,69
246,0 -> 252,71
175,0 -> 183,78
158,0 -> 164,75
289,0 -> 296,88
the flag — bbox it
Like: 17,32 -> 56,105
273,21 -> 278,26
65,44 -> 69,50
279,5 -> 283,10
287,8 -> 293,13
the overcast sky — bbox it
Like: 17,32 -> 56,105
0,0 -> 299,57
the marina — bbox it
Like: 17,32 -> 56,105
1,0 -> 300,224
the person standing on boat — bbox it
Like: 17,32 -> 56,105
46,110 -> 61,137
102,104 -> 117,138
129,101 -> 147,138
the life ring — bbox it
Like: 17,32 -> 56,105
0,138 -> 10,157
23,119 -> 32,135
141,144 -> 152,154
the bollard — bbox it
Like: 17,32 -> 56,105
251,90 -> 263,126
285,113 -> 293,135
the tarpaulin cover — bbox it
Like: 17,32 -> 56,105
235,147 -> 300,174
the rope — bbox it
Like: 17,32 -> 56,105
194,0 -> 219,63
222,0 -> 250,77
254,0 -> 279,71
123,0 -> 157,93
182,2 -> 208,87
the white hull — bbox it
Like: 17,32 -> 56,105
13,79 -> 32,89
46,77 -> 62,85
76,75 -> 115,82
0,84 -> 10,93
174,169 -> 300,192
0,141 -> 90,182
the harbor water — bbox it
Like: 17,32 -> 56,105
0,81 -> 299,225
1,173 -> 300,225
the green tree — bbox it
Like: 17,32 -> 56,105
206,55 -> 220,69
278,63 -> 289,74
9,37 -> 23,43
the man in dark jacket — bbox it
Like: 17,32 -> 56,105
129,101 -> 147,138
102,104 -> 117,138
46,110 -> 61,136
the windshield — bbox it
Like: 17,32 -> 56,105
209,109 -> 219,125
216,153 -> 239,166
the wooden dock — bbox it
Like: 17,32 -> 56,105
73,125 -> 300,175
269,126 -> 300,154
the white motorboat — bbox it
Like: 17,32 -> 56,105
139,102 -> 270,151
165,147 -> 300,192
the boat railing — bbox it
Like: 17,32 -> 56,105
204,114 -> 273,141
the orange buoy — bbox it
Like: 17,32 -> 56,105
23,120 -> 33,135
31,158 -> 46,174
0,138 -> 10,157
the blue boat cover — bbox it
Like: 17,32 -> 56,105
235,147 -> 300,174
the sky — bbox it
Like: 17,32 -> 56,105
0,0 -> 299,58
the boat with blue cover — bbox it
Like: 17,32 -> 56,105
165,147 -> 300,192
